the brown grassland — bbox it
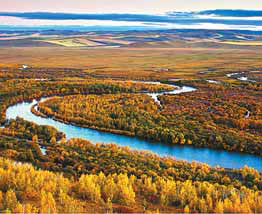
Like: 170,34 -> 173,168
0,47 -> 262,81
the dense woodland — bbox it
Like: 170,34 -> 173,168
37,81 -> 262,155
0,66 -> 260,212
2,117 -> 64,142
1,156 -> 262,213
0,78 -> 174,125
0,67 -> 89,80
1,133 -> 262,213
0,118 -> 261,191
0,105 -> 261,212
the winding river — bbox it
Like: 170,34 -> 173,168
5,82 -> 262,170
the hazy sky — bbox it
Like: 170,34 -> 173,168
2,0 -> 262,14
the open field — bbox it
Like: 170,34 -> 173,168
42,39 -> 89,47
0,47 -> 262,80
220,41 -> 262,46
40,38 -> 107,47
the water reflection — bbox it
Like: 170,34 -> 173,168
5,84 -> 262,170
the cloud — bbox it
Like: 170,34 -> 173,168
198,9 -> 262,17
0,10 -> 262,31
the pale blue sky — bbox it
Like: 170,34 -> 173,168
2,0 -> 262,14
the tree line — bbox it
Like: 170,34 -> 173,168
37,80 -> 262,155
0,156 -> 261,213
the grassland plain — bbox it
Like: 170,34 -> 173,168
220,41 -> 262,46
1,47 -> 262,81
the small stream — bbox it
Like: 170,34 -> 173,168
226,72 -> 258,83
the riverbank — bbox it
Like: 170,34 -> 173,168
5,81 -> 262,170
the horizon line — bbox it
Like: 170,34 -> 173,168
0,9 -> 262,15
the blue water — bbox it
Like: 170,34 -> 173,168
5,85 -> 262,171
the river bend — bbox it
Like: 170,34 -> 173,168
5,83 -> 262,170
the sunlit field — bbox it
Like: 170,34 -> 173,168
1,47 -> 262,81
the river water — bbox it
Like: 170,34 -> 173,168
5,83 -> 262,170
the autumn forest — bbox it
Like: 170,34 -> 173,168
0,45 -> 261,213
